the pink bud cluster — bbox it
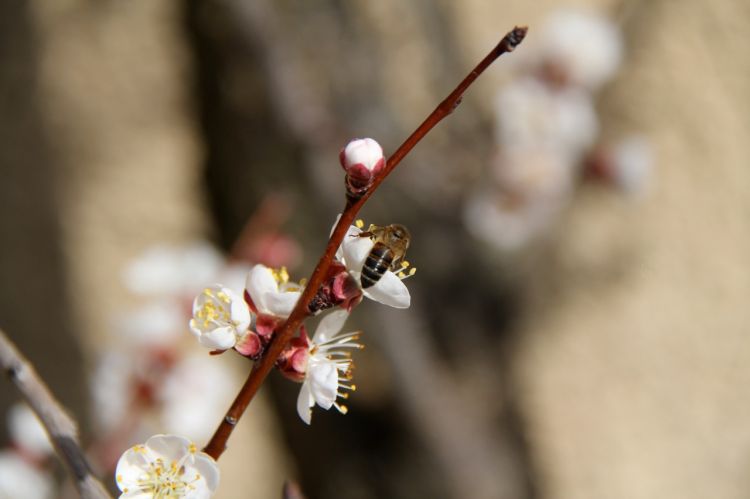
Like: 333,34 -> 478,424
340,138 -> 385,199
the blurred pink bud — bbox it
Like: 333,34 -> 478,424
339,138 -> 385,197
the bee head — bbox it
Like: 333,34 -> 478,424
387,224 -> 411,248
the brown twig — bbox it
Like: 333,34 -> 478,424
203,26 -> 528,460
0,329 -> 112,499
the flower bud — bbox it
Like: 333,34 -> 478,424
339,138 -> 385,198
276,330 -> 310,382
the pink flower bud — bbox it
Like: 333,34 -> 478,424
339,138 -> 385,197
235,330 -> 264,359
276,329 -> 310,382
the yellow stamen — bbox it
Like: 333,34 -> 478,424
355,219 -> 365,228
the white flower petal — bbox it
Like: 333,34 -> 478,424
115,447 -> 150,485
341,227 -> 373,272
7,404 -> 53,457
312,309 -> 349,344
144,434 -> 191,463
0,451 -> 53,499
363,271 -> 411,309
245,264 -> 277,313
192,453 -> 220,493
263,290 -> 300,318
308,362 -> 338,409
200,326 -> 236,350
296,381 -> 314,424
228,290 -> 252,331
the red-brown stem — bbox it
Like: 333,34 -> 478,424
202,26 -> 528,460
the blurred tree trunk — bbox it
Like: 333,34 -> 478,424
0,0 -> 86,441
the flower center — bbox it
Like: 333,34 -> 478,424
271,266 -> 304,292
194,288 -> 231,327
121,455 -> 202,498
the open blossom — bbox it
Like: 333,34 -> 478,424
339,138 -> 385,197
245,264 -> 302,318
335,221 -> 411,309
115,434 -> 219,498
282,310 -> 361,424
189,285 -> 252,350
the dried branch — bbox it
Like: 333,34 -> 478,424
0,329 -> 112,499
203,25 -> 528,460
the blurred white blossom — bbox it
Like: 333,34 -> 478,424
536,9 -> 623,90
495,77 -> 598,162
609,135 -> 654,197
0,451 -> 53,499
6,403 -> 53,459
160,354 -> 235,443
123,243 -> 224,296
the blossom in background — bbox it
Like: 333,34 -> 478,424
535,9 -> 623,91
607,135 -> 654,197
7,403 -> 53,460
0,451 -> 53,499
277,310 -> 361,424
123,243 -> 225,297
495,76 -> 599,162
464,8 -> 652,251
189,285 -> 252,351
340,138 -> 385,197
335,221 -> 411,309
0,403 -> 54,499
160,354 -> 235,443
465,150 -> 574,250
115,434 -> 219,498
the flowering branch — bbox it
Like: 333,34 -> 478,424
0,329 -> 112,499
202,25 -> 528,460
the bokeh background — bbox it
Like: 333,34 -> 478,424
1,0 -> 749,498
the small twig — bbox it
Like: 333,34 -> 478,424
203,25 -> 528,460
0,329 -> 112,499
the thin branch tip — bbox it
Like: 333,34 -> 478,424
499,25 -> 529,53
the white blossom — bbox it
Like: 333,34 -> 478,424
0,451 -> 53,499
160,355 -> 235,443
6,404 -> 53,459
115,434 -> 219,498
495,77 -> 599,162
336,222 -> 411,309
537,9 -> 623,90
465,150 -> 574,250
610,135 -> 654,197
123,243 -> 224,296
189,285 -> 252,350
297,310 -> 360,424
115,300 -> 184,347
244,264 -> 302,319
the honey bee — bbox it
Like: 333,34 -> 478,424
357,223 -> 411,288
